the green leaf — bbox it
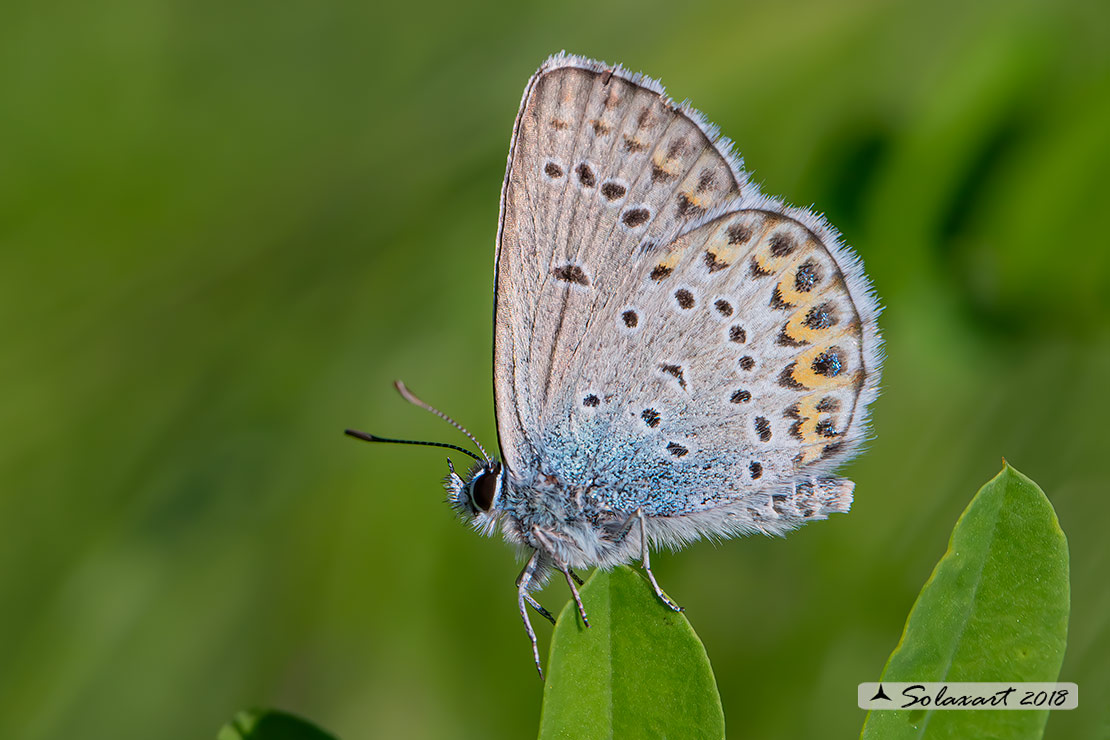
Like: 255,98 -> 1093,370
218,709 -> 338,740
861,463 -> 1070,739
538,565 -> 724,740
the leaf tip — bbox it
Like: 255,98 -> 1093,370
217,709 -> 338,740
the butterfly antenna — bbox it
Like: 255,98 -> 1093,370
344,429 -> 484,463
393,380 -> 492,462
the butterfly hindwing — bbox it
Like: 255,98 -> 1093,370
545,202 -> 881,539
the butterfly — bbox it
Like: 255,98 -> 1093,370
348,52 -> 882,677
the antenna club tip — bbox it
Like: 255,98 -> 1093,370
394,380 -> 423,405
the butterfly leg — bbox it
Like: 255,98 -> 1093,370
533,528 -> 590,627
524,593 -> 556,625
516,550 -> 549,679
560,564 -> 590,627
638,509 -> 684,612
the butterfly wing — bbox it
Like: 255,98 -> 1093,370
550,201 -> 882,543
494,53 -> 881,545
494,53 -> 747,473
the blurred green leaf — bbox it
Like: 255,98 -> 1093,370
218,709 -> 338,740
861,463 -> 1070,739
538,565 -> 724,740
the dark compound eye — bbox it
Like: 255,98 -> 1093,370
470,465 -> 501,512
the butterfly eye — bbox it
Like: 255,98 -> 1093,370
470,465 -> 501,512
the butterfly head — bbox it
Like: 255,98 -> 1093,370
445,458 -> 504,536
348,381 -> 506,534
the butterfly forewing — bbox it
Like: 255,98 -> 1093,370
495,54 -> 746,474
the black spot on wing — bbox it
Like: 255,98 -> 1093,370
601,181 -> 626,200
803,302 -> 838,330
812,347 -> 845,377
704,252 -> 729,273
750,257 -> 772,278
696,170 -> 715,193
651,164 -> 677,184
661,363 -> 687,389
776,326 -> 806,347
728,224 -> 753,244
552,264 -> 589,285
576,162 -> 596,188
769,232 -> 798,257
623,136 -> 647,153
794,259 -> 821,292
770,286 -> 793,310
676,193 -> 705,218
622,207 -> 651,227
778,363 -> 806,389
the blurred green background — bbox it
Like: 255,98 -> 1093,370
2,0 -> 1107,738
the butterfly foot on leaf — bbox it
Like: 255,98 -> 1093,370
637,509 -> 684,611
648,576 -> 683,612
562,566 -> 590,627
643,561 -> 683,612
